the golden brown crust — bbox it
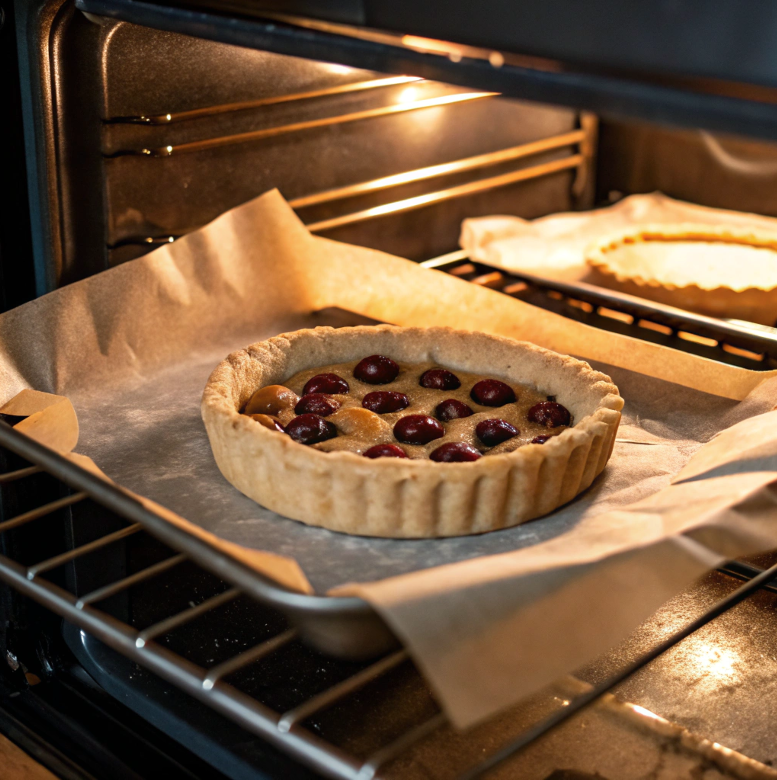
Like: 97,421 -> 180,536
201,326 -> 623,538
586,224 -> 777,325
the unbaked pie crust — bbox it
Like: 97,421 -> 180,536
586,224 -> 777,325
202,326 -> 623,538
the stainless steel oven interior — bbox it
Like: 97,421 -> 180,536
4,2 -> 777,779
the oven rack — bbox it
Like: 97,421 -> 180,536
108,120 -> 592,249
423,251 -> 777,368
2,423 -> 777,779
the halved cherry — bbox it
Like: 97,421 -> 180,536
393,415 -> 444,444
295,393 -> 340,417
419,368 -> 460,390
362,391 -> 409,414
285,414 -> 337,445
470,379 -> 516,407
354,355 -> 400,384
527,401 -> 571,428
476,419 -> 519,446
435,399 -> 474,421
363,444 -> 408,459
303,373 -> 349,396
430,442 -> 482,462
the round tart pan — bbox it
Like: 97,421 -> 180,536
202,326 -> 623,538
586,224 -> 777,325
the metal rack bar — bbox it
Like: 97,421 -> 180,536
457,558 -> 777,779
306,155 -> 582,233
289,130 -> 585,209
202,628 -> 298,690
421,254 -> 777,360
0,424 -> 368,617
106,76 -> 422,124
75,553 -> 187,608
136,587 -> 242,646
718,560 -> 777,594
358,713 -> 448,780
109,91 -> 496,157
108,132 -> 584,248
278,649 -> 410,732
27,523 -> 142,578
0,554 -> 363,780
0,465 -> 41,483
0,492 -> 89,534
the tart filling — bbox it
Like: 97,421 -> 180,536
244,358 -> 571,461
202,325 -> 623,538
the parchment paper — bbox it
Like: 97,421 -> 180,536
2,189 -> 777,728
460,190 -> 777,282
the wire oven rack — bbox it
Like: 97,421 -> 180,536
421,251 -> 777,369
1,420 -> 776,780
2,254 -> 777,778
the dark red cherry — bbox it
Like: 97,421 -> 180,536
285,414 -> 337,445
528,401 -> 571,428
420,368 -> 461,390
354,355 -> 399,384
393,415 -> 444,444
362,391 -> 409,414
435,399 -> 474,421
470,379 -> 516,407
294,393 -> 340,417
476,419 -> 519,447
303,373 -> 349,396
430,442 -> 482,462
363,444 -> 408,459
531,435 -> 551,444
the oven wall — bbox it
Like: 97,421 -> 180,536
17,3 -> 585,296
597,120 -> 777,216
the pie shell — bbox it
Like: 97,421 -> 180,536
201,326 -> 623,538
586,224 -> 777,325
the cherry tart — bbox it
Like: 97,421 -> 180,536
202,325 -> 623,537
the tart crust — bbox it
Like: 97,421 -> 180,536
586,224 -> 777,325
202,326 -> 623,538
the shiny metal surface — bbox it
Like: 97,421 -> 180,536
289,129 -> 585,209
107,91 -> 497,157
457,561 -> 777,779
107,75 -> 422,124
305,154 -> 582,233
113,129 -> 587,246
28,8 -> 579,283
581,571 -> 777,770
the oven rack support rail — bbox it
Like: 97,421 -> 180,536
1,423 -> 777,779
106,122 -> 593,249
422,252 -> 777,367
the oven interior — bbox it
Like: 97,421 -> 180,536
4,3 -> 777,779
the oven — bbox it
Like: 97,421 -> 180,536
3,2 -> 777,779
